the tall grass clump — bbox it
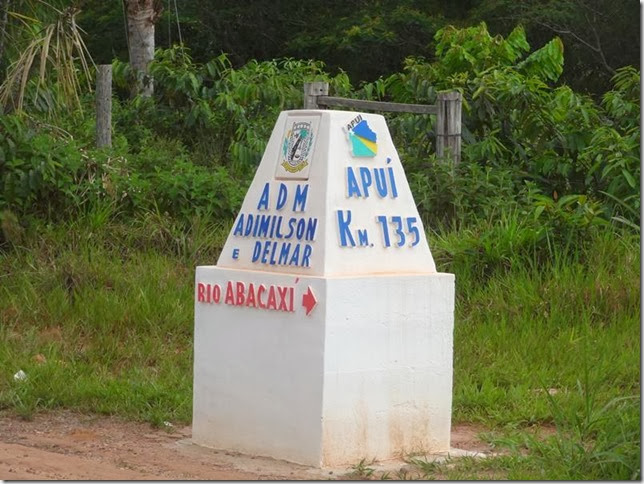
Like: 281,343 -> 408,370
529,371 -> 640,480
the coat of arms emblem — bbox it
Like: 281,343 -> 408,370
281,121 -> 314,173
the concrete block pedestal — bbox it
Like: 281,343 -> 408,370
192,109 -> 455,468
193,267 -> 454,467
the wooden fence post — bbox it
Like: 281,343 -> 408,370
301,82 -> 461,163
303,81 -> 329,109
436,91 -> 462,163
96,64 -> 112,148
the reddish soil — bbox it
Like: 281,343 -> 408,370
0,411 -> 492,480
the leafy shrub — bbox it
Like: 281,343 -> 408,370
113,47 -> 353,167
580,67 -> 640,224
0,112 -> 246,223
375,22 -> 639,232
405,153 -> 528,227
0,115 -> 84,215
1,24 -> 639,240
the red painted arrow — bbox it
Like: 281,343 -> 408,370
302,286 -> 317,316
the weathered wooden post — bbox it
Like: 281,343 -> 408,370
96,64 -> 112,148
303,81 -> 329,109
436,91 -> 462,163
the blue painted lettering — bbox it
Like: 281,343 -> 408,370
278,242 -> 291,265
337,210 -> 356,247
357,229 -> 369,246
285,218 -> 296,239
257,215 -> 271,238
345,166 -> 399,199
374,168 -> 387,197
261,240 -> 272,263
288,244 -> 301,265
244,214 -> 254,236
252,241 -> 262,261
292,184 -> 309,212
346,167 -> 361,198
305,218 -> 318,241
359,167 -> 372,198
276,183 -> 288,210
257,183 -> 270,210
233,215 -> 244,236
388,167 -> 398,198
296,219 -> 306,239
301,244 -> 312,267
275,216 -> 284,238
248,240 -> 314,268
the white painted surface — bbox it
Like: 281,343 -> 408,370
192,268 -> 453,466
193,109 -> 454,467
216,110 -> 436,276
321,274 -> 454,466
192,267 -> 327,465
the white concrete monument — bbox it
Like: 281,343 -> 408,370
192,110 -> 455,467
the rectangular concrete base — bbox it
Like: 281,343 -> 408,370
192,267 -> 454,467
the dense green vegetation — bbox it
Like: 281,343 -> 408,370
75,0 -> 639,94
0,1 -> 640,480
1,22 -> 639,230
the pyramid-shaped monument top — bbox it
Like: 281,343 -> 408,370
217,110 -> 437,276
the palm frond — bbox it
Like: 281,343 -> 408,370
0,5 -> 95,115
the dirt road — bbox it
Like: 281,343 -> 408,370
0,411 -> 491,480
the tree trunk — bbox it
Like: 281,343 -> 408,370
0,0 -> 10,65
125,0 -> 162,97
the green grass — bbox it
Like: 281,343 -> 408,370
1,247 -> 194,426
0,212 -> 640,479
450,240 -> 639,427
0,210 -> 222,426
430,218 -> 640,480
